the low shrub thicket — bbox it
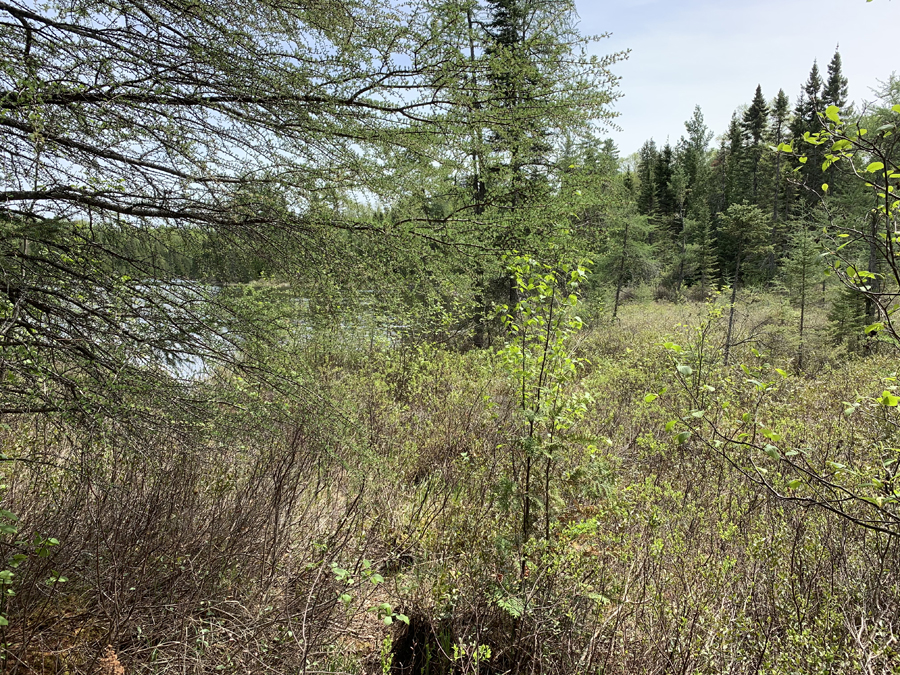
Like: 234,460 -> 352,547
1,294 -> 898,673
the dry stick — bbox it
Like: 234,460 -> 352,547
723,241 -> 742,367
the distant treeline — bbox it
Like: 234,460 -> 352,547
93,224 -> 269,283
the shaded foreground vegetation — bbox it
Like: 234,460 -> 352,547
2,291 -> 899,674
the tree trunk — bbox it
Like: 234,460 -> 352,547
613,218 -> 630,318
724,244 -> 742,366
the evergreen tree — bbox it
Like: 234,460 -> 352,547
686,213 -> 718,296
597,212 -> 654,317
819,47 -> 851,198
680,106 -> 714,220
722,114 -> 746,208
823,48 -> 849,111
770,89 -> 791,222
791,61 -> 826,202
484,0 -> 553,216
636,140 -> 658,216
780,225 -> 824,370
742,85 -> 770,204
655,142 -> 676,220
668,164 -> 690,291
458,0 -> 624,341
829,283 -> 869,352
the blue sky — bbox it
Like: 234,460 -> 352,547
573,0 -> 900,157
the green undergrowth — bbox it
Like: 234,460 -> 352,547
1,294 -> 899,673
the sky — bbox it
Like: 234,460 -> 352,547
574,0 -> 900,158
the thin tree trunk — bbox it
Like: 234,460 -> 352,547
772,152 -> 782,223
866,198 -> 881,325
676,206 -> 686,292
798,251 -> 807,372
613,219 -> 629,318
724,244 -> 742,366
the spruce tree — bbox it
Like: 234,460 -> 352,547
687,213 -> 718,297
668,164 -> 690,291
791,61 -> 826,202
462,0 -> 624,339
770,89 -> 791,222
742,85 -> 770,204
655,142 -> 677,221
636,140 -> 658,216
595,211 -> 654,317
484,0 -> 553,216
820,48 -> 851,198
681,106 -> 714,220
823,48 -> 849,111
723,114 -> 746,207
781,225 -> 824,370
829,283 -> 869,352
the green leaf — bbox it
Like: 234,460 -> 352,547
822,183 -> 829,193
761,428 -> 782,442
0,616 -> 7,627
763,444 -> 780,460
675,431 -> 691,445
396,613 -> 410,625
893,104 -> 900,114
497,595 -> 525,618
825,105 -> 840,123
643,393 -> 658,403
788,479 -> 802,489
799,156 -> 808,164
665,420 -> 677,433
880,391 -> 900,407
867,161 -> 885,173
676,364 -> 693,377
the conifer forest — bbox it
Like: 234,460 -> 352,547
1,0 -> 900,672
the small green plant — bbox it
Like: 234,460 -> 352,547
380,636 -> 393,675
497,253 -> 591,573
0,503 -> 63,631
330,559 -> 409,625
452,640 -> 491,674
